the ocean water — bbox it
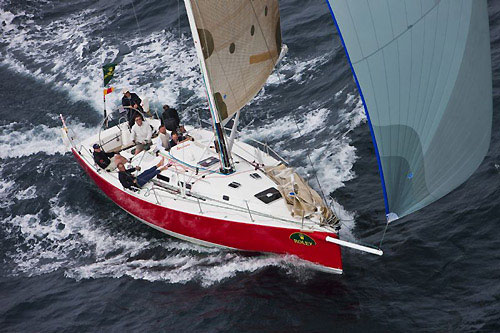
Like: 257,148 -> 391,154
0,0 -> 499,331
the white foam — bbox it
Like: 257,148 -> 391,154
14,185 -> 37,200
0,8 -> 16,32
2,197 -> 309,285
0,179 -> 15,209
267,53 -> 330,85
0,122 -> 96,159
0,5 -> 202,113
66,250 -> 290,287
240,95 -> 366,235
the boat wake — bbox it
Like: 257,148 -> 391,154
1,195 -> 314,286
0,4 -> 201,112
0,122 -> 98,159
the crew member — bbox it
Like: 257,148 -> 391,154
92,144 -> 127,171
131,114 -> 152,155
154,125 -> 170,152
161,104 -> 184,132
122,88 -> 143,127
117,157 -> 170,189
168,131 -> 192,150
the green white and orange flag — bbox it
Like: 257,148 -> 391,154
102,63 -> 117,86
103,87 -> 114,95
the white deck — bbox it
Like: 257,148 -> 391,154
71,120 -> 337,233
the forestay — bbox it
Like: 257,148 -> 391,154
326,0 -> 492,220
188,0 -> 282,123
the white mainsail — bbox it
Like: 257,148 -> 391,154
186,0 -> 282,124
326,0 -> 492,221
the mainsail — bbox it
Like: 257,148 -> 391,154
187,0 -> 282,123
326,0 -> 492,220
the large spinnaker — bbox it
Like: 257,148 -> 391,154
326,0 -> 492,220
188,0 -> 282,124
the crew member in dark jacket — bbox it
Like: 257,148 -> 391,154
93,144 -> 116,169
118,164 -> 140,189
122,89 -> 143,127
161,104 -> 181,131
168,131 -> 193,150
117,157 -> 170,189
92,144 -> 128,171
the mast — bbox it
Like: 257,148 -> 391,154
184,0 -> 234,174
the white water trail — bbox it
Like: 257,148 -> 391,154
0,122 -> 97,159
1,196 -> 312,286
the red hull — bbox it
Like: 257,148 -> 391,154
72,149 -> 343,273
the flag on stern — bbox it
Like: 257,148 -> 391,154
103,87 -> 114,95
102,63 -> 117,86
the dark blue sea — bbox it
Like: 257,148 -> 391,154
1,0 -> 499,331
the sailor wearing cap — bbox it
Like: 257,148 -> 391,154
92,143 -> 128,171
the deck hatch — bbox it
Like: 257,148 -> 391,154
228,182 -> 241,188
198,156 -> 219,168
254,187 -> 282,204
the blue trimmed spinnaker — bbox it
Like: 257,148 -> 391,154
326,0 -> 492,220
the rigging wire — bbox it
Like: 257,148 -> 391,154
246,2 -> 349,227
177,0 -> 183,115
246,2 -> 346,225
379,220 -> 390,248
176,0 -> 187,193
130,0 -> 143,37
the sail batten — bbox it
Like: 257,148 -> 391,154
327,0 -> 492,220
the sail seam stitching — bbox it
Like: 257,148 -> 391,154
352,0 -> 441,66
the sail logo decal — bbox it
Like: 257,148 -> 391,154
290,233 -> 316,246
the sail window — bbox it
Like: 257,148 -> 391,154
229,43 -> 235,54
250,173 -> 261,179
251,25 -> 255,36
228,182 -> 241,188
255,187 -> 281,204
